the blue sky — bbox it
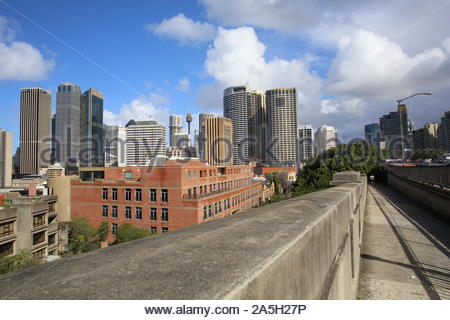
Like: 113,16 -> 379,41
1,0 -> 450,149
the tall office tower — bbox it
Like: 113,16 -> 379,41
437,111 -> 450,152
413,123 -> 439,151
80,88 -> 104,167
51,114 -> 56,164
198,113 -> 215,160
104,125 -> 126,167
19,88 -> 52,175
247,90 -> 266,163
379,104 -> 412,154
265,88 -> 298,166
169,115 -> 183,146
0,129 -> 12,187
55,82 -> 81,166
203,117 -> 233,165
172,133 -> 190,148
224,86 -> 249,165
298,125 -> 313,162
364,123 -> 380,147
314,125 -> 337,155
125,119 -> 166,165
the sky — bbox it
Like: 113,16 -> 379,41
1,0 -> 450,149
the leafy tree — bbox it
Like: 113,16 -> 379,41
66,218 -> 109,254
0,250 -> 37,275
292,142 -> 379,197
116,223 -> 150,244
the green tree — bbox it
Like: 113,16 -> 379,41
116,223 -> 150,244
66,218 -> 109,254
0,250 -> 37,275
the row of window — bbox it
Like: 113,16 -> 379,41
102,206 -> 169,222
111,223 -> 168,235
188,167 -> 251,178
187,178 -> 254,197
102,188 -> 168,202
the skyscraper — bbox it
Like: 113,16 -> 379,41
104,125 -> 126,167
19,88 -> 52,175
55,82 -> 81,166
203,117 -> 233,165
265,88 -> 298,166
247,90 -> 266,163
437,111 -> 450,152
413,123 -> 439,151
379,104 -> 412,155
125,120 -> 166,166
314,125 -> 337,155
169,115 -> 183,146
298,125 -> 313,162
80,88 -> 104,167
0,129 -> 12,187
364,123 -> 380,147
198,113 -> 215,161
224,86 -> 249,165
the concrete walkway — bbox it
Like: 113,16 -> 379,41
358,184 -> 450,300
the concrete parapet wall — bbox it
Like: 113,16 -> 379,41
387,171 -> 450,223
0,172 -> 367,300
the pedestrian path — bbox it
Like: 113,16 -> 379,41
358,184 -> 450,299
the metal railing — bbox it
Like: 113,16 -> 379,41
387,165 -> 450,188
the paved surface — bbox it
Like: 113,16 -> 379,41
358,184 -> 450,299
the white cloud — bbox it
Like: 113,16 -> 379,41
0,41 -> 55,80
202,27 -> 323,121
200,0 -> 320,34
146,13 -> 216,45
104,95 -> 170,127
328,30 -> 450,100
149,92 -> 170,106
176,77 -> 190,93
0,16 -> 54,81
320,96 -> 368,114
0,16 -> 17,42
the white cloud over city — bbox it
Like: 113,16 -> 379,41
0,16 -> 54,81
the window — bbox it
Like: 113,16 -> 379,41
102,188 -> 108,200
214,202 -> 218,215
112,188 -> 117,200
136,189 -> 142,202
208,205 -> 212,218
112,206 -> 118,218
161,189 -> 168,202
0,241 -> 13,256
48,249 -> 57,256
32,231 -> 46,245
48,202 -> 56,213
102,205 -> 108,217
219,201 -> 222,213
150,189 -> 156,202
136,207 -> 142,220
125,207 -> 131,219
0,221 -> 14,237
33,213 -> 46,227
150,208 -> 157,221
125,189 -> 131,201
124,172 -> 133,179
203,206 -> 207,219
150,226 -> 157,234
161,208 -> 168,222
162,227 -> 168,233
112,223 -> 118,235
48,233 -> 56,245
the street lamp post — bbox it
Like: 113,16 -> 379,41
396,92 -> 432,163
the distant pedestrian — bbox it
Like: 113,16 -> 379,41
369,175 -> 375,184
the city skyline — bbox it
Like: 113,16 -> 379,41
1,1 -> 450,150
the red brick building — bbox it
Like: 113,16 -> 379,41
71,159 -> 262,242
